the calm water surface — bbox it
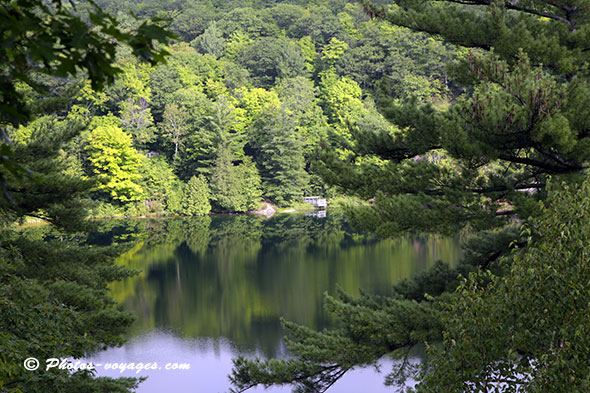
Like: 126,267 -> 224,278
86,213 -> 461,393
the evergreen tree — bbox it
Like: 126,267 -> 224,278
183,175 -> 212,216
1,115 -> 144,393
423,178 -> 590,392
248,109 -> 308,206
274,76 -> 329,159
165,180 -> 185,214
235,157 -> 263,211
0,2 -> 171,390
209,144 -> 262,212
208,145 -> 235,212
187,96 -> 241,177
274,77 -> 331,195
230,0 -> 590,391
192,21 -> 225,59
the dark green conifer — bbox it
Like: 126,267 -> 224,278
1,116 -> 143,392
210,144 -> 262,212
183,175 -> 212,215
248,109 -> 309,206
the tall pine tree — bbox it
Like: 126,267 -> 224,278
209,144 -> 262,212
248,109 -> 308,206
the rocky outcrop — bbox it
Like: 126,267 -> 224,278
251,202 -> 276,218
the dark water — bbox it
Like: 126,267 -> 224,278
86,213 -> 461,393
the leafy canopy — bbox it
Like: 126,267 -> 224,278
0,0 -> 173,193
85,121 -> 145,203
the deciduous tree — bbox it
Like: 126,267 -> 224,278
85,120 -> 144,203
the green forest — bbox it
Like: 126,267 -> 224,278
6,0 -> 458,218
1,0 -> 589,392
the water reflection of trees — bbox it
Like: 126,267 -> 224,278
105,214 -> 461,357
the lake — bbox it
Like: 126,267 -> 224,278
86,212 -> 461,392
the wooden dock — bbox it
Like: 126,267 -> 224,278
303,196 -> 327,208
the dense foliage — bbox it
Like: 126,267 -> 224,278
229,0 -> 590,391
0,0 -> 171,392
4,0 -> 456,217
423,179 -> 590,392
0,0 -> 171,192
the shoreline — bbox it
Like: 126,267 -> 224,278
17,205 -> 328,227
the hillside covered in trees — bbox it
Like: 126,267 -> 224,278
13,0 -> 457,217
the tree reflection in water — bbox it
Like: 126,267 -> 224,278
103,213 -> 461,358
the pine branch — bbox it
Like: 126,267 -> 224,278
436,0 -> 577,31
497,154 -> 584,173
